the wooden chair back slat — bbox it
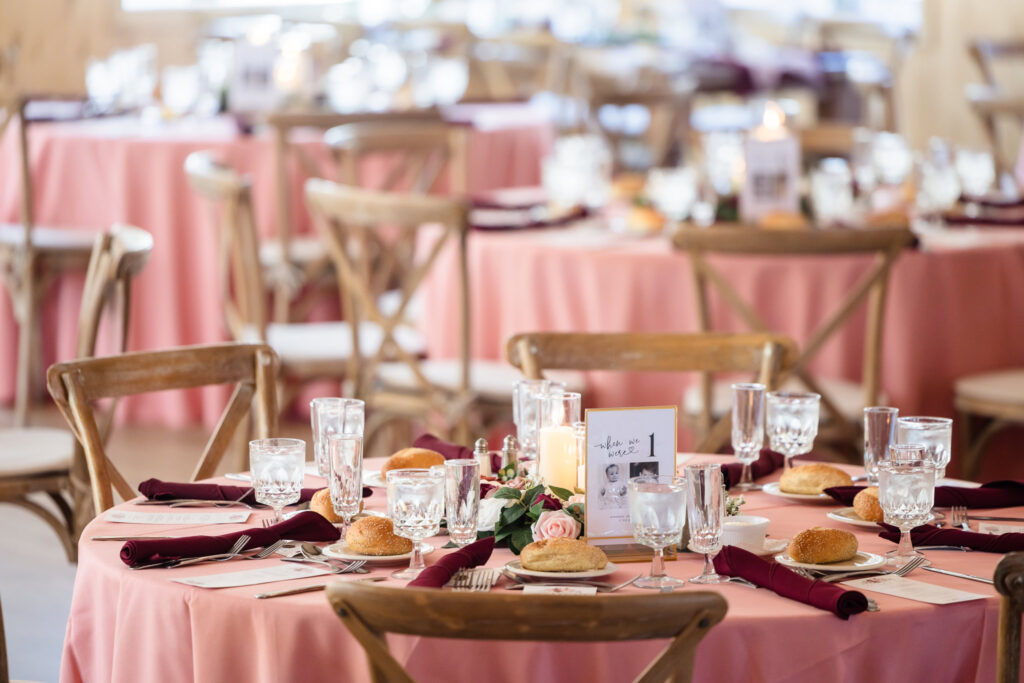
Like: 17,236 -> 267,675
995,551 -> 1024,683
327,581 -> 727,683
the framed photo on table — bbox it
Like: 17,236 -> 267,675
583,406 -> 678,562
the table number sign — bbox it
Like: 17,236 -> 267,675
740,101 -> 800,224
583,406 -> 678,561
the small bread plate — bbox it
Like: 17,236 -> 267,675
826,507 -> 943,528
363,471 -> 387,488
504,559 -> 618,580
761,482 -> 833,503
774,551 -> 886,573
323,541 -> 435,565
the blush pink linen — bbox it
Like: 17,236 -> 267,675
61,455 -> 1011,683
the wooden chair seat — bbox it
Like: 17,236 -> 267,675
0,427 -> 73,477
0,223 -> 98,254
257,235 -> 326,269
955,368 -> 1024,480
956,369 -> 1024,408
376,358 -> 585,402
256,321 -> 426,368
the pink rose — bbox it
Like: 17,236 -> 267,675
531,510 -> 582,542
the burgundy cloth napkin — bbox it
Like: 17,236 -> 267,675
119,510 -> 340,567
713,546 -> 868,619
407,537 -> 496,588
138,478 -> 326,505
413,433 -> 502,473
878,523 -> 1024,553
719,449 -> 786,489
826,480 -> 1024,509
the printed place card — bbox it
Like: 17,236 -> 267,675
104,510 -> 251,525
173,563 -> 333,589
522,585 -> 597,596
978,523 -> 1024,535
844,574 -> 988,604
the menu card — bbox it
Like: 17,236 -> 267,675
104,510 -> 251,525
844,575 -> 988,604
522,585 -> 597,595
173,563 -> 332,589
978,523 -> 1024,535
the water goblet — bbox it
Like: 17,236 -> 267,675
863,407 -> 898,486
387,469 -> 444,580
249,438 -> 305,524
731,383 -> 765,491
878,444 -> 936,568
685,464 -> 725,584
327,434 -> 363,535
310,397 -> 364,477
766,391 -> 820,470
897,417 -> 952,481
627,475 -> 687,590
444,459 -> 480,548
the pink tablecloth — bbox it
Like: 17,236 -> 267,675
61,455 -> 1006,683
0,108 -> 553,425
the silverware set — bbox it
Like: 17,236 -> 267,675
448,568 -> 500,592
500,569 -> 642,593
950,505 -> 1024,528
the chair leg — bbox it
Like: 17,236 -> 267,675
7,497 -> 77,563
964,416 -> 1011,482
14,267 -> 37,427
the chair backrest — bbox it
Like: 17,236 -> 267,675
966,39 -> 1024,177
324,120 -> 468,196
305,178 -> 469,409
672,225 -> 913,450
970,39 -> 1024,90
326,581 -> 727,683
996,551 -> 1024,683
505,332 -> 799,453
46,343 -> 279,514
184,151 -> 268,341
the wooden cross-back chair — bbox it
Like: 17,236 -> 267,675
0,224 -> 152,559
327,581 -> 727,683
673,226 -> 914,460
996,551 -> 1024,683
307,178 -> 519,447
966,39 -> 1024,180
506,332 -> 799,453
46,343 -> 278,515
1,96 -> 100,425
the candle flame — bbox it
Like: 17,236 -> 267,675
762,101 -> 786,129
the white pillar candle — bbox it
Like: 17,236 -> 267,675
538,425 -> 577,491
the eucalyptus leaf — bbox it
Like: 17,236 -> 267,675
548,485 -> 574,501
500,504 -> 527,526
493,487 -> 523,501
510,527 -> 535,555
527,501 -> 544,520
522,485 -> 545,507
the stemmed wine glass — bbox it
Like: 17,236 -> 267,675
250,438 -> 305,524
627,475 -> 687,590
863,407 -> 898,486
327,433 -> 364,535
878,444 -> 936,568
387,469 -> 444,580
685,464 -> 725,584
444,459 -> 480,548
731,383 -> 765,491
766,391 -> 820,470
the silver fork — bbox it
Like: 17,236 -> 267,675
159,534 -> 252,569
243,539 -> 289,560
821,554 -> 927,583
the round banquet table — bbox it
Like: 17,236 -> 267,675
0,106 -> 553,425
62,455 -> 1010,683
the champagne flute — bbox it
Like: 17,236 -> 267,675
327,433 -> 363,535
628,475 -> 687,590
249,438 -> 305,525
731,383 -> 765,491
387,469 -> 444,580
685,464 -> 725,584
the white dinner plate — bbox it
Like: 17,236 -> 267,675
730,538 -> 789,557
504,559 -> 618,580
323,541 -> 435,564
826,507 -> 943,529
774,551 -> 886,573
363,471 -> 387,488
761,482 -> 834,503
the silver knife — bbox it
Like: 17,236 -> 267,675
254,576 -> 385,599
922,566 -> 993,585
963,515 -> 1024,522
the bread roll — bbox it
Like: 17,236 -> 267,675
345,516 -> 413,556
520,538 -> 608,572
309,488 -> 363,524
779,463 -> 853,495
853,487 -> 884,523
381,447 -> 446,476
787,527 -> 858,564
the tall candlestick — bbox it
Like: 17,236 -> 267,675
539,425 -> 577,491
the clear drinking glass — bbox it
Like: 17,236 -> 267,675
863,407 -> 898,486
387,469 -> 444,580
628,475 -> 687,590
731,383 -> 766,491
897,417 -> 952,481
685,464 -> 725,584
250,438 -> 305,524
766,391 -> 820,470
513,379 -> 566,467
810,158 -> 854,228
310,398 -> 365,478
327,434 -> 363,534
537,391 -> 582,492
444,459 -> 480,548
955,148 -> 996,198
878,444 -> 936,567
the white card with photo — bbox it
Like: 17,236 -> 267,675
584,406 -> 678,546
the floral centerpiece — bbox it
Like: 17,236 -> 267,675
478,475 -> 585,555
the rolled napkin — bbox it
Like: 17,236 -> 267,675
826,480 -> 1024,509
713,546 -> 868,619
119,510 -> 340,567
878,523 -> 1024,553
407,536 -> 496,588
413,434 -> 502,473
137,478 -> 346,505
719,449 -> 786,489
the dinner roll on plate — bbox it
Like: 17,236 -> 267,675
381,447 -> 446,476
520,538 -> 608,572
345,516 -> 413,556
853,487 -> 884,523
787,527 -> 858,564
779,463 -> 852,495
